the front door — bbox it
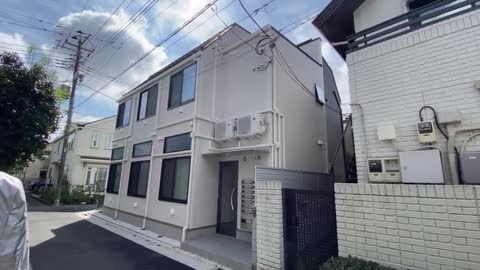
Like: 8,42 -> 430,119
217,161 -> 238,237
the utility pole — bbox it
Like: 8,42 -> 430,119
54,33 -> 92,206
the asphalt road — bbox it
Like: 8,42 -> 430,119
28,212 -> 193,270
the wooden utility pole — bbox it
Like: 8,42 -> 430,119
54,34 -> 92,206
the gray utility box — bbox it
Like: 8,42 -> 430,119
461,151 -> 480,184
399,149 -> 445,184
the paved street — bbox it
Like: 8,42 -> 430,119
28,212 -> 194,270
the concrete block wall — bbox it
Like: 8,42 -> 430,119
335,183 -> 480,270
256,181 -> 284,270
347,8 -> 480,183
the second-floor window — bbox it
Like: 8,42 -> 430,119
116,99 -> 132,128
168,62 -> 197,109
91,132 -> 101,148
138,85 -> 158,120
105,134 -> 112,150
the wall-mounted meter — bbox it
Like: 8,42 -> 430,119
417,121 -> 436,144
368,158 -> 401,183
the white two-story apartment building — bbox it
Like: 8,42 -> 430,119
102,23 -> 344,268
49,116 -> 115,192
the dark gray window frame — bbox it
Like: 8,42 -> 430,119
164,133 -> 192,153
137,85 -> 158,121
167,62 -> 197,110
127,160 -> 150,198
132,141 -> 152,158
158,157 -> 191,204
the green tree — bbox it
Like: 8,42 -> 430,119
0,52 -> 60,173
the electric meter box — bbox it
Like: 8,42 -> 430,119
417,121 -> 437,144
399,150 -> 444,184
461,151 -> 480,184
368,158 -> 401,183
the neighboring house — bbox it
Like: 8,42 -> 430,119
102,23 -> 344,268
48,116 -> 115,192
314,0 -> 480,184
16,144 -> 51,188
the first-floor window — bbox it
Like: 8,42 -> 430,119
106,163 -> 122,194
159,157 -> 190,203
127,161 -> 150,198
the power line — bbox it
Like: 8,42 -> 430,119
87,0 -> 179,72
87,0 -> 158,61
0,19 -> 65,35
73,0 -> 219,109
92,0 -> 130,37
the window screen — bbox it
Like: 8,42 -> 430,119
111,147 -> 124,160
168,63 -> 197,109
164,133 -> 191,153
132,141 -> 152,157
137,85 -> 158,120
159,157 -> 190,203
127,161 -> 150,198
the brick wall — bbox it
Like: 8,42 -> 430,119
336,183 -> 480,270
256,181 -> 284,270
347,9 -> 480,183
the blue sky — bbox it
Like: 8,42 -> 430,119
0,0 -> 348,138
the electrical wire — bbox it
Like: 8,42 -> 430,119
73,0 -> 219,109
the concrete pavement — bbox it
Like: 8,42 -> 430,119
28,212 -> 194,270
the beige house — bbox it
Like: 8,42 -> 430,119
48,116 -> 116,192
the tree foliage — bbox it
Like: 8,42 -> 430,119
0,52 -> 60,173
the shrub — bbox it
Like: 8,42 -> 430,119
320,256 -> 395,270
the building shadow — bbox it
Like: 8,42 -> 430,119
29,219 -> 193,270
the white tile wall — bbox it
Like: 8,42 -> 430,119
256,181 -> 284,270
347,10 -> 480,183
336,183 -> 480,270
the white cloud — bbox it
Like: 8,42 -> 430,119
54,9 -> 169,105
0,32 -> 29,60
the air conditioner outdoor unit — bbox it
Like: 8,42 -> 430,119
214,120 -> 235,141
237,114 -> 266,138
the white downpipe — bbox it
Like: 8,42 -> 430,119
280,113 -> 286,168
182,57 -> 201,241
271,45 -> 277,168
142,154 -> 154,229
208,47 -> 218,151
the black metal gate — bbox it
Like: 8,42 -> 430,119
283,187 -> 338,270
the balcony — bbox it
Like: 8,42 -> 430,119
347,0 -> 480,52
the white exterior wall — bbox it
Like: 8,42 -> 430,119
274,36 -> 328,173
348,10 -> 480,183
336,183 -> 480,270
354,0 -> 408,32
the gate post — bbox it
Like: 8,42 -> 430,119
256,181 -> 284,270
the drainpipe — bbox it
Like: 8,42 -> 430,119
142,147 -> 155,229
182,56 -> 201,241
271,44 -> 277,168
